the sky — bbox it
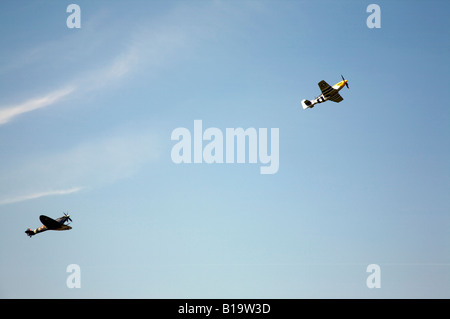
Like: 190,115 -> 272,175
0,0 -> 449,298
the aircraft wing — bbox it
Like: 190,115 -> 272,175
328,93 -> 343,103
39,215 -> 62,230
318,80 -> 336,97
58,224 -> 72,230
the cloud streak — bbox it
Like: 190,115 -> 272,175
0,127 -> 160,206
0,86 -> 75,125
0,187 -> 82,206
0,18 -> 192,127
0,3 -> 205,204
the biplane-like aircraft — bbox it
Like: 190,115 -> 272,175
25,213 -> 72,237
301,75 -> 349,109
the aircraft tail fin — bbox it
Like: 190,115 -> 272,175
25,228 -> 35,237
301,99 -> 314,110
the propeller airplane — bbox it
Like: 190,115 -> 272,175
25,213 -> 72,237
301,75 -> 349,109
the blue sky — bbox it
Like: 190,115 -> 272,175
0,0 -> 449,298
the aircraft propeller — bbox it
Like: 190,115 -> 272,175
341,74 -> 349,89
64,212 -> 72,223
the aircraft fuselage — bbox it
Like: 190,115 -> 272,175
302,79 -> 348,109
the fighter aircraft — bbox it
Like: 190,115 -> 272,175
301,75 -> 349,109
25,213 -> 72,237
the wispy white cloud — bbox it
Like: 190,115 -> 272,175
0,127 -> 160,206
0,187 -> 82,206
0,16 -> 193,127
0,3 -> 211,203
0,86 -> 75,125
74,46 -> 139,93
0,43 -> 139,127
44,128 -> 160,187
